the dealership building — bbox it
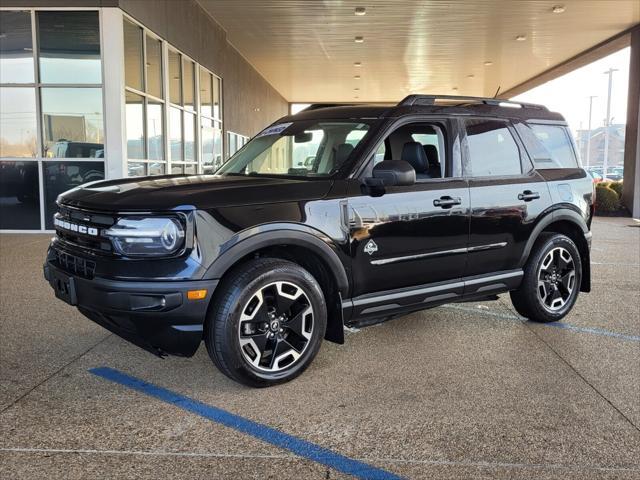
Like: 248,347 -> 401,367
0,1 -> 639,232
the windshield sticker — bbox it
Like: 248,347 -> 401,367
256,122 -> 293,138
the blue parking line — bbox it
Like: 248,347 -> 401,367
444,305 -> 640,342
89,367 -> 404,480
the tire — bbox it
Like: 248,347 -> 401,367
205,258 -> 327,387
510,233 -> 582,323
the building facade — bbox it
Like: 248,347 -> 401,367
0,1 -> 288,232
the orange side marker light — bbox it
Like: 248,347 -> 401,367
187,289 -> 207,300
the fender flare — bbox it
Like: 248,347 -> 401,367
204,224 -> 350,298
518,208 -> 589,268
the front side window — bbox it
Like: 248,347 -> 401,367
464,119 -> 521,177
218,121 -> 373,178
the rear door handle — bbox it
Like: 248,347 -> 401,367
433,196 -> 462,208
518,190 -> 540,202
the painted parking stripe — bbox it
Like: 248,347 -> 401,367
444,305 -> 640,342
89,367 -> 404,480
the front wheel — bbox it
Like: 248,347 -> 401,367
510,233 -> 582,323
205,258 -> 327,387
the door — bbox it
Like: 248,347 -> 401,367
347,119 -> 470,298
461,118 -> 552,278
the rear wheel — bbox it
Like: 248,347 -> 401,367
205,258 -> 326,387
510,233 -> 582,323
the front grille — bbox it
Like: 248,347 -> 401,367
53,249 -> 97,279
54,205 -> 116,254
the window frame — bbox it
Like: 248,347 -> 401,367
354,115 -> 461,182
122,13 -> 223,176
0,7 -> 105,232
459,117 -> 532,179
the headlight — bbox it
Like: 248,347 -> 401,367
105,217 -> 185,257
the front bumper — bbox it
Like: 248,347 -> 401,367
44,260 -> 218,357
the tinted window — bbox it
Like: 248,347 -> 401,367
37,12 -> 101,84
0,161 -> 40,229
123,19 -> 143,90
41,87 -> 104,157
43,161 -> 104,229
0,11 -> 34,84
528,124 -> 578,169
0,87 -> 37,157
465,120 -> 521,176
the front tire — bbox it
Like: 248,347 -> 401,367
510,233 -> 582,323
205,258 -> 327,387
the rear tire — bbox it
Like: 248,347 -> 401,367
510,233 -> 582,323
205,258 -> 327,387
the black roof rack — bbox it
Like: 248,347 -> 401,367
398,94 -> 547,111
303,103 -> 356,111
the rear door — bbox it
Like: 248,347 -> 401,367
462,118 -> 552,278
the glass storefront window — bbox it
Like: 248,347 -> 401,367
145,34 -> 162,98
41,87 -> 104,158
0,11 -> 34,84
125,91 -> 144,159
124,19 -> 143,91
129,161 -> 165,177
0,161 -> 40,229
184,111 -> 196,162
200,69 -> 212,117
183,59 -> 195,110
42,161 -> 104,229
169,106 -> 183,161
213,77 -> 221,120
202,117 -> 222,171
147,100 -> 164,160
0,87 -> 37,157
168,49 -> 181,105
37,11 -> 101,84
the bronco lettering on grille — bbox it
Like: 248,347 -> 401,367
54,217 -> 99,236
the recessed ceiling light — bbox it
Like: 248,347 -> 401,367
484,61 -> 493,66
467,74 -> 475,78
452,87 -> 458,91
354,75 -> 361,79
354,96 -> 359,99
354,7 -> 366,16
354,62 -> 362,67
354,36 -> 364,43
354,87 -> 360,91
552,5 -> 565,13
516,35 -> 527,41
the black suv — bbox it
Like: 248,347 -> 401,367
44,95 -> 593,387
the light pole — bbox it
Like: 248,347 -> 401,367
585,95 -> 597,168
602,68 -> 618,180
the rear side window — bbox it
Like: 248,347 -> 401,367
517,123 -> 578,169
464,119 -> 522,177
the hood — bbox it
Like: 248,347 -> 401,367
58,174 -> 334,211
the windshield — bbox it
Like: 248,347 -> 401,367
217,120 -> 374,178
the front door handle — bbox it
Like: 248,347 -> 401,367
433,196 -> 462,208
518,190 -> 540,202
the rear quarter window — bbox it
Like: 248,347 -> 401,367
517,123 -> 578,169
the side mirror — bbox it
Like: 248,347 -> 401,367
370,160 -> 416,187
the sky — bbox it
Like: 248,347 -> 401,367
512,47 -> 630,135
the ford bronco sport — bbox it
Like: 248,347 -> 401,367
44,95 -> 593,387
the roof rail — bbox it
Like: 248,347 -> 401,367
398,94 -> 547,110
303,103 -> 355,111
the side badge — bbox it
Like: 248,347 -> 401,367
364,239 -> 378,256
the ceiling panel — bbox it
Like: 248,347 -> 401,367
197,0 -> 639,102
